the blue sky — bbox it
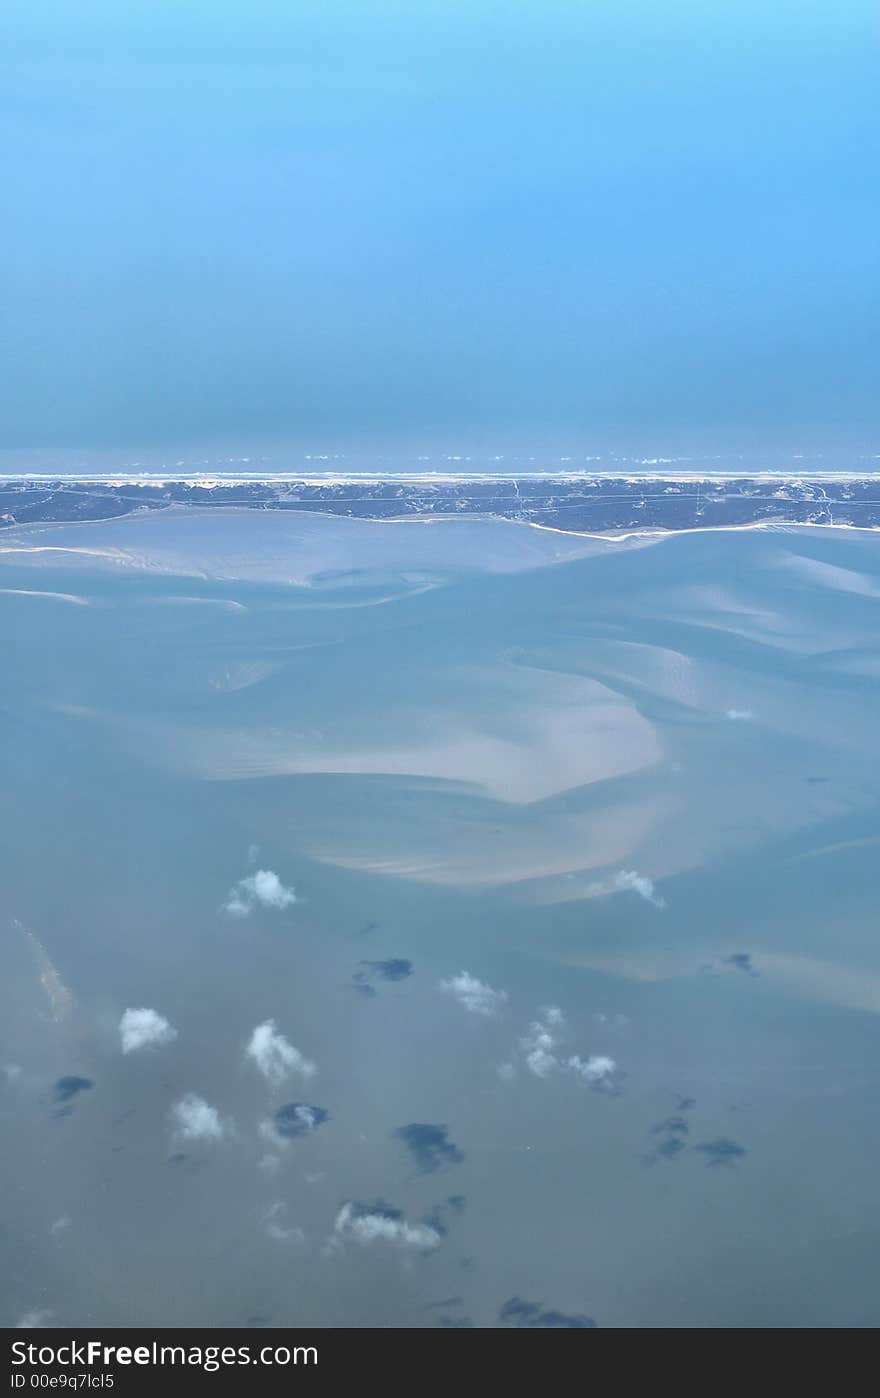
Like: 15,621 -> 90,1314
1,1 -> 877,458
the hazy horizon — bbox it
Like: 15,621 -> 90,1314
3,448 -> 880,482
3,1 -> 879,456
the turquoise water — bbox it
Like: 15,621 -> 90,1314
2,513 -> 880,1327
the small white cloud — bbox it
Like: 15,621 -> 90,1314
224,890 -> 251,916
513,1007 -> 620,1092
725,709 -> 753,721
263,1202 -> 307,1246
224,868 -> 298,917
49,1215 -> 71,1236
16,1309 -> 52,1329
245,869 -> 297,909
611,870 -> 665,907
565,1054 -> 618,1088
3,1063 -> 22,1082
245,1020 -> 316,1087
259,1119 -> 285,1149
497,1061 -> 517,1083
440,970 -> 507,1017
258,1153 -> 282,1175
586,869 -> 666,908
521,1008 -> 566,1078
331,1203 -> 441,1253
170,1093 -> 229,1144
119,1007 -> 177,1054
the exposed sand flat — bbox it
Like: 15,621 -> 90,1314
205,660 -> 285,693
7,512 -> 879,895
17,514 -> 876,893
639,582 -> 824,652
560,945 -> 880,1016
87,670 -> 661,805
509,641 -> 710,711
771,551 -> 880,597
0,507 -> 632,584
814,649 -> 880,678
305,791 -> 674,888
784,834 -> 880,864
0,544 -> 130,562
3,509 -> 880,591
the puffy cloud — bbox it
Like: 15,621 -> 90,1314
394,1123 -> 464,1174
331,1201 -> 442,1252
611,869 -> 665,907
170,1093 -> 229,1144
49,1215 -> 71,1236
245,1021 -> 316,1087
513,1009 -> 620,1093
440,971 -> 507,1018
224,869 -> 297,917
584,869 -> 666,908
520,1007 -> 565,1079
725,708 -> 753,721
565,1054 -> 618,1089
119,1007 -> 177,1054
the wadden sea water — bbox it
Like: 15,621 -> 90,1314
2,509 -> 880,1329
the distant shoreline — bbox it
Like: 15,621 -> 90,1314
4,472 -> 880,534
3,469 -> 880,486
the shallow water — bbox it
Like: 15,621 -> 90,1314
2,513 -> 880,1328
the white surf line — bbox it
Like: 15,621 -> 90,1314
150,595 -> 248,611
0,587 -> 90,605
0,543 -> 127,557
3,507 -> 880,553
5,469 -> 880,485
521,517 -> 880,544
